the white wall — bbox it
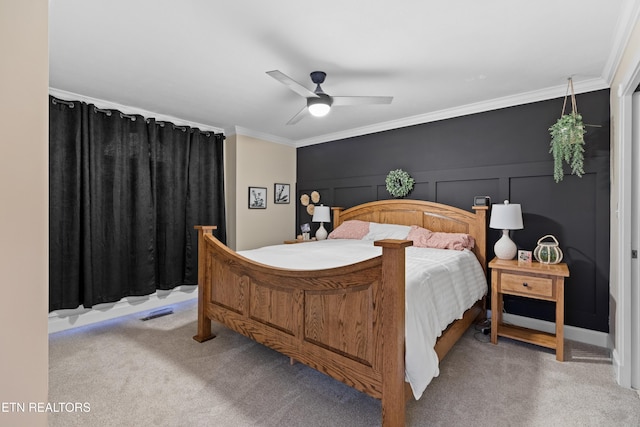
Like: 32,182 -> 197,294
0,1 -> 49,425
610,15 -> 640,388
232,134 -> 296,251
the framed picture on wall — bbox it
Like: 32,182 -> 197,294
248,186 -> 267,209
274,183 -> 290,204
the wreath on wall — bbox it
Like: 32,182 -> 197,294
385,169 -> 415,198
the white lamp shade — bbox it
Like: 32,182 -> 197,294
489,200 -> 523,230
312,205 -> 331,223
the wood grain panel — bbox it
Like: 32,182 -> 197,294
210,253 -> 247,314
249,282 -> 296,335
423,211 -> 470,233
304,284 -> 375,365
378,209 -> 423,226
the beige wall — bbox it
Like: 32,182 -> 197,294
231,134 -> 296,251
0,1 -> 49,425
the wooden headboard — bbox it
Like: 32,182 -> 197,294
331,199 -> 489,272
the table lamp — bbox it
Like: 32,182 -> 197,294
489,200 -> 523,260
312,205 -> 331,240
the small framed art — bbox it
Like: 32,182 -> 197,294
248,187 -> 267,209
518,250 -> 532,265
274,183 -> 290,204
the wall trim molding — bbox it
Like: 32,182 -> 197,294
48,286 -> 197,334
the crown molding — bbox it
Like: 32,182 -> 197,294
602,0 -> 640,85
294,77 -> 609,147
230,126 -> 297,147
48,88 -> 225,134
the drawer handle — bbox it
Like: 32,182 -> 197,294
522,282 -> 529,287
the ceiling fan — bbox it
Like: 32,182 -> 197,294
266,70 -> 393,125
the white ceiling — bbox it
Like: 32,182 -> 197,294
49,1 -> 639,147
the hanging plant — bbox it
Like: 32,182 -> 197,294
385,169 -> 415,198
548,77 -> 586,183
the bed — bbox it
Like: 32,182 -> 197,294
193,199 -> 489,427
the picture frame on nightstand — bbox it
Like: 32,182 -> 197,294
518,250 -> 532,265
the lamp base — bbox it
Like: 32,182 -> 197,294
315,223 -> 328,240
494,230 -> 517,260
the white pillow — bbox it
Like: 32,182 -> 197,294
362,222 -> 411,240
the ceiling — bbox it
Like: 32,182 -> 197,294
49,1 -> 639,147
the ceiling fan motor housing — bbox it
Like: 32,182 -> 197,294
310,71 -> 327,84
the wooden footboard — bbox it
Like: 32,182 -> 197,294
194,226 -> 411,425
194,200 -> 488,427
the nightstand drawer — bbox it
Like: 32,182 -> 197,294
500,273 -> 553,298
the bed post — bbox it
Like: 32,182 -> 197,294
471,205 -> 489,274
193,225 -> 217,343
374,239 -> 413,427
331,206 -> 344,229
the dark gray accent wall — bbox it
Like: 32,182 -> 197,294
297,89 -> 610,333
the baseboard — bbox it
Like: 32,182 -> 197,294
487,310 -> 610,349
48,285 -> 198,334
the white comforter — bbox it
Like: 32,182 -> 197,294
238,239 -> 487,399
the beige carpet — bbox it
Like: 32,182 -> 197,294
49,299 -> 640,427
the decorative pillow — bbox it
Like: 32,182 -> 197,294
362,222 -> 411,240
406,225 -> 475,251
405,225 -> 433,247
328,220 -> 370,239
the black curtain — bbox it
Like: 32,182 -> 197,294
49,97 -> 225,311
149,120 -> 191,290
185,128 -> 226,284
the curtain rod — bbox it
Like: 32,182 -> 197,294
51,98 -> 74,108
51,96 -> 225,139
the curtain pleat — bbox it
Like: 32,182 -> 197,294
49,100 -> 83,310
48,97 -> 225,311
184,130 -> 226,284
149,121 -> 191,290
84,108 -> 156,304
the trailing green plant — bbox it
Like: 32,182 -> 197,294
548,112 -> 586,183
548,77 -> 586,183
385,169 -> 414,198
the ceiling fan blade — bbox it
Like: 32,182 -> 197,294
331,96 -> 393,106
286,106 -> 309,125
267,70 -> 319,99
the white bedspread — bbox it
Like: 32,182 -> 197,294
238,239 -> 487,399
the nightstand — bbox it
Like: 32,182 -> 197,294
489,257 -> 570,361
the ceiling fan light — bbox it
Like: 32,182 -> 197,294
307,96 -> 332,117
308,103 -> 330,117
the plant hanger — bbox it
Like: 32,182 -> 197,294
548,77 -> 586,183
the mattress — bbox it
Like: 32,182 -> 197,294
239,238 -> 487,399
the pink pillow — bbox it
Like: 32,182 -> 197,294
328,220 -> 370,239
406,225 -> 475,251
406,225 -> 433,247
